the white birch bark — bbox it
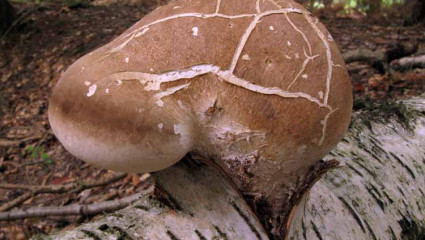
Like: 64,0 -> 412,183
287,96 -> 425,240
36,96 -> 425,240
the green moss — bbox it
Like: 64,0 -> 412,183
29,234 -> 52,240
351,97 -> 418,131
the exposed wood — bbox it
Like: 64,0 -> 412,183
32,96 -> 425,240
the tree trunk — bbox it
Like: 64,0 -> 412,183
33,96 -> 425,240
367,0 -> 381,15
403,0 -> 425,26
0,0 -> 16,36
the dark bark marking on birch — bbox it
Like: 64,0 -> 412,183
97,224 -> 132,240
213,225 -> 228,240
383,190 -> 394,204
418,188 -> 425,197
364,220 -> 378,240
111,226 -> 133,240
310,220 -> 324,240
388,226 -> 397,240
153,183 -> 183,211
390,152 -> 416,179
195,229 -> 207,240
346,163 -> 364,177
369,149 -> 384,164
417,201 -> 423,213
302,219 -> 307,240
98,224 -> 109,231
398,215 -> 425,240
352,158 -> 377,178
166,230 -> 180,240
397,186 -> 406,197
366,186 -> 385,211
167,230 -> 180,240
338,196 -> 366,233
80,230 -> 101,240
230,201 -> 262,240
361,146 -> 383,164
134,205 -> 150,211
369,182 -> 383,198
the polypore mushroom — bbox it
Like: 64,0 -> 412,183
48,0 -> 352,238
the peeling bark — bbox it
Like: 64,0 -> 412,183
35,97 -> 425,240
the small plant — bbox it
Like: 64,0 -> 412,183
26,145 -> 55,165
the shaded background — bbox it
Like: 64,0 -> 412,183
0,0 -> 424,238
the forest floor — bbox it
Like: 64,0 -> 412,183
0,1 -> 424,239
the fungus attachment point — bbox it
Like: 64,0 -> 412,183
48,0 -> 352,238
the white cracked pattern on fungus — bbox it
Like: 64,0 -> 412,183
94,0 -> 339,146
242,54 -> 251,61
192,27 -> 199,36
153,82 -> 191,107
86,84 -> 97,97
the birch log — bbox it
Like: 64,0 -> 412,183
34,96 -> 425,240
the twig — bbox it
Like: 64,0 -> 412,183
0,59 -> 11,70
0,192 -> 33,212
0,173 -> 128,211
0,191 -> 149,221
0,7 -> 38,41
70,173 -> 129,194
0,173 -> 128,193
0,136 -> 41,147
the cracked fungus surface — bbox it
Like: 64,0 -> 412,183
49,0 -> 352,173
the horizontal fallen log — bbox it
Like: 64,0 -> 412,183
45,155 -> 270,240
343,47 -> 385,65
343,43 -> 419,73
391,54 -> 425,71
26,96 -> 425,240
288,98 -> 425,239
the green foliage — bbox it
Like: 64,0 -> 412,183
65,0 -> 91,9
26,145 -> 55,165
309,0 -> 406,11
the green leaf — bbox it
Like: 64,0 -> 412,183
41,153 -> 49,160
44,158 -> 55,165
26,145 -> 35,152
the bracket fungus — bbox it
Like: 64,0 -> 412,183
49,0 -> 352,237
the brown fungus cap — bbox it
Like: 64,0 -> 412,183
49,0 -> 352,236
